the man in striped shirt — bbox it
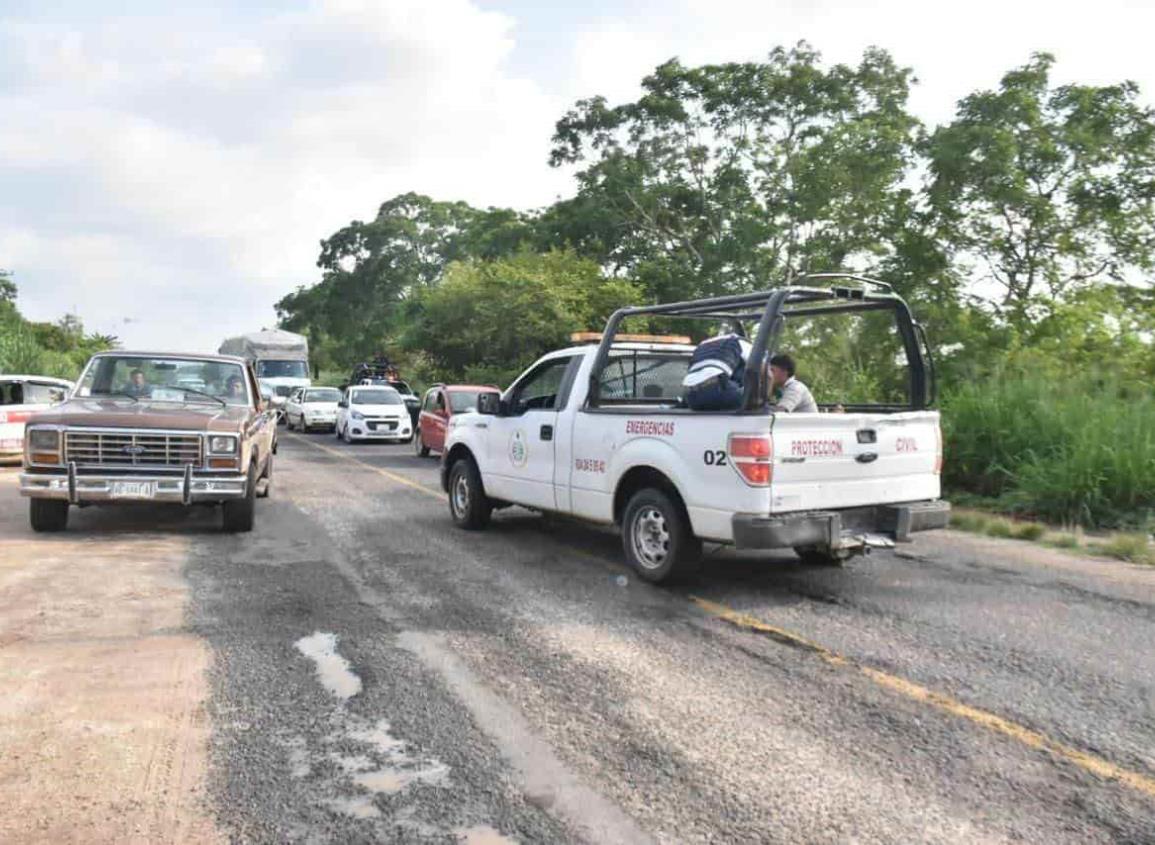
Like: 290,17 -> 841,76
768,354 -> 817,413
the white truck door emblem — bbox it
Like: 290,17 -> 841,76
509,429 -> 528,467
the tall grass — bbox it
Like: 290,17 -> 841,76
942,371 -> 1155,529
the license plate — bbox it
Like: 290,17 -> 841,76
0,438 -> 21,450
110,481 -> 155,499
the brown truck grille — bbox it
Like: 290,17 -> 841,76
64,431 -> 202,468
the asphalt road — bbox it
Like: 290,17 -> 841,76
3,433 -> 1154,843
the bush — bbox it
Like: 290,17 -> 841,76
1009,522 -> 1046,541
942,370 -> 1155,528
1091,533 -> 1155,565
949,511 -> 990,533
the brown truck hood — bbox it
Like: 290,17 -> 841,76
30,399 -> 250,433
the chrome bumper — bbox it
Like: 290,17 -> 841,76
20,467 -> 247,504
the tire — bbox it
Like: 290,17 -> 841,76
447,458 -> 491,530
222,462 -> 257,532
342,424 -> 353,444
257,452 -> 273,499
621,488 -> 702,584
335,422 -> 342,439
30,499 -> 69,532
415,429 -> 430,458
794,546 -> 849,567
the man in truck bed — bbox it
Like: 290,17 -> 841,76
768,354 -> 817,413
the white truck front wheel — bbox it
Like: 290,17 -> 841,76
448,458 -> 491,530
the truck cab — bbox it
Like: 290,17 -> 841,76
441,275 -> 950,583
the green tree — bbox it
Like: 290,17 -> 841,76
926,53 -> 1155,322
403,250 -> 640,386
547,43 -> 923,302
0,270 -> 16,305
277,192 -> 537,370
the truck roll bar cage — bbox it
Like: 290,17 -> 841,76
587,273 -> 934,412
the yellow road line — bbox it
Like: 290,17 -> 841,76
286,434 -> 445,500
690,596 -> 1155,800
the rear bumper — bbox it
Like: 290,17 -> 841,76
20,468 -> 247,504
732,500 -> 951,551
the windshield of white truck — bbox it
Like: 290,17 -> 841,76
257,360 -> 309,379
77,356 -> 250,406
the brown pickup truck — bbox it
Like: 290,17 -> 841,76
20,351 -> 276,533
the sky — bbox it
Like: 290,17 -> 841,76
3,0 -> 1155,353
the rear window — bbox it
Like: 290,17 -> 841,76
304,388 -> 341,403
448,391 -> 489,413
598,352 -> 689,403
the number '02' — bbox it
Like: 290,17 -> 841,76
703,449 -> 727,466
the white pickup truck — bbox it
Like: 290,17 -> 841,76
440,276 -> 949,582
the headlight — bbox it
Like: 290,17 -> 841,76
208,435 -> 238,454
351,410 -> 365,420
28,429 -> 60,451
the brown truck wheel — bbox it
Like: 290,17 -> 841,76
30,499 -> 69,533
222,463 -> 257,532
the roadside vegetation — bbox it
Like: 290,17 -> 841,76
0,271 -> 115,378
948,509 -> 1155,566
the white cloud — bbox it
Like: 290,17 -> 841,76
1,0 -> 570,352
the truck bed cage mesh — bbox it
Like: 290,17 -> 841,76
587,273 -> 930,412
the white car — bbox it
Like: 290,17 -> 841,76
336,385 -> 413,443
1,376 -> 74,463
285,386 -> 342,432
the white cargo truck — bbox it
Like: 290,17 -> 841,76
219,330 -> 311,420
440,275 -> 949,583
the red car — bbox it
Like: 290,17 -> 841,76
414,384 -> 499,457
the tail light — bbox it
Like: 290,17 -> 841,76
934,423 -> 943,475
729,433 -> 773,487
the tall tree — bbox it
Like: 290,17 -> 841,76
402,250 -> 639,385
276,193 -> 537,368
547,43 -> 923,301
926,53 -> 1155,321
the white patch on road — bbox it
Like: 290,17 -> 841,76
326,795 -> 381,820
455,824 -> 520,844
294,631 -> 362,700
333,718 -> 451,798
